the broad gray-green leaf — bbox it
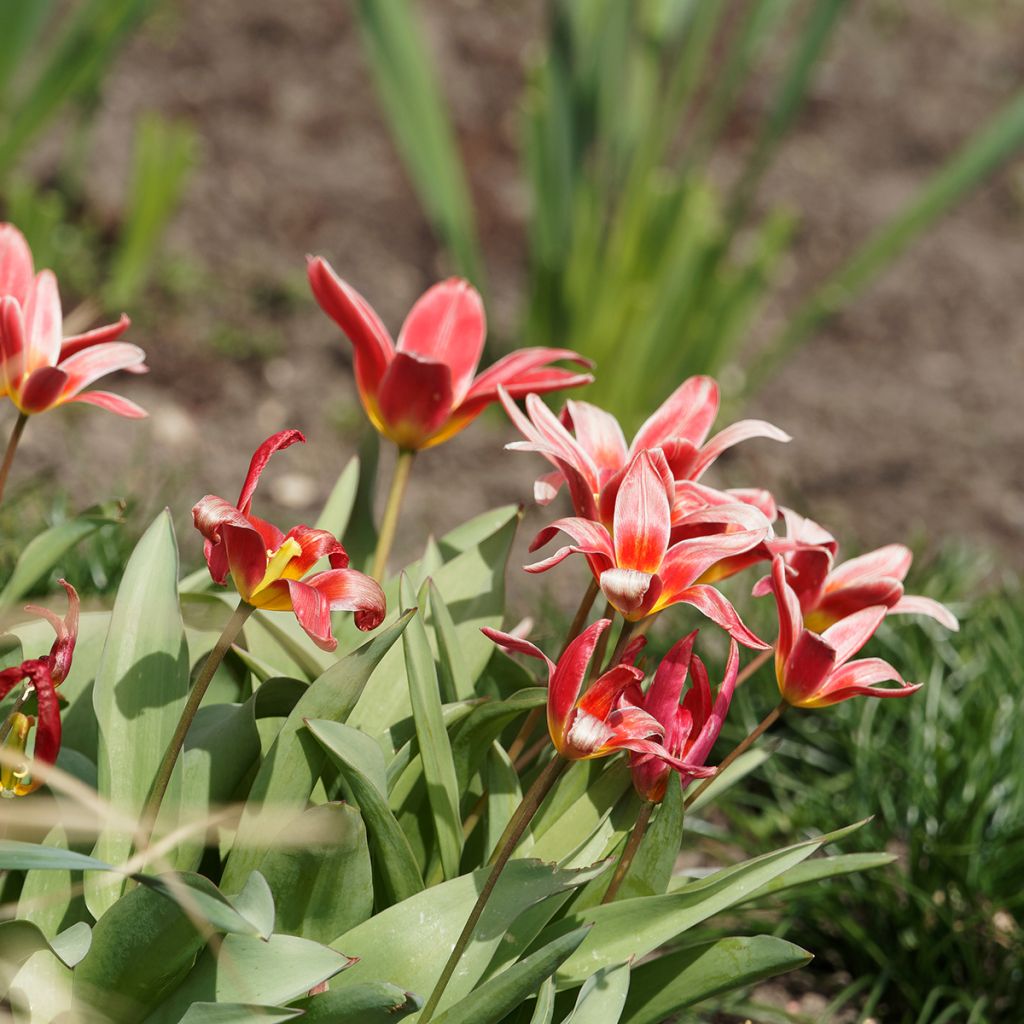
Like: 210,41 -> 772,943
402,585 -> 462,880
558,960 -> 630,1023
737,851 -> 896,903
292,981 -> 420,1022
530,976 -> 557,1024
433,926 -> 591,1024
485,742 -> 525,861
146,934 -> 355,1024
134,873 -> 266,938
305,718 -> 423,904
0,839 -> 113,873
15,826 -> 85,938
0,499 -> 124,609
617,781 -> 682,902
0,919 -> 90,993
6,950 -> 73,1023
620,935 -> 812,1023
257,803 -> 373,941
229,871 -> 276,941
220,612 -> 413,892
329,859 -> 606,1014
544,820 -> 866,984
89,510 -> 190,917
429,580 -> 472,702
178,1003 -> 303,1023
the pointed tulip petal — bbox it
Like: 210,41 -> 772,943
811,657 -> 921,707
678,584 -> 769,649
692,419 -> 791,479
282,524 -> 349,575
781,631 -> 837,705
56,342 -> 147,399
66,390 -> 147,418
482,628 -> 555,677
397,278 -> 485,406
549,620 -> 611,742
306,568 -> 386,631
889,594 -> 959,631
23,270 -> 62,373
280,578 -> 335,651
59,314 -> 132,359
820,604 -> 888,665
464,348 -> 593,405
236,429 -> 305,515
631,375 -> 720,453
645,631 -> 698,726
220,522 -> 271,601
563,399 -> 629,477
576,664 -> 644,720
827,544 -> 912,588
613,451 -> 671,573
0,224 -> 34,304
770,555 -> 804,662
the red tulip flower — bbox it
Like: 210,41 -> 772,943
526,449 -> 770,647
753,510 -> 958,633
483,619 -> 714,775
192,430 -> 386,650
768,555 -> 922,708
0,579 -> 79,797
623,630 -> 738,803
500,375 -> 788,524
308,257 -> 592,451
0,223 -> 146,418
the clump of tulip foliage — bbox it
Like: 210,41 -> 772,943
0,225 -> 957,1023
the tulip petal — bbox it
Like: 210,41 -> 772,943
827,544 -> 912,589
529,517 -> 614,560
464,347 -> 593,405
66,390 -> 147,418
236,429 -> 306,515
811,657 -> 921,707
221,522 -> 271,600
0,297 -> 27,392
820,605 -> 888,665
279,578 -> 335,651
563,400 -> 628,478
676,584 -> 769,650
59,314 -> 132,360
576,664 -> 645,721
684,643 -> 738,768
376,351 -> 454,450
55,342 -> 147,400
549,620 -> 611,743
306,568 -> 386,632
781,630 -> 837,705
397,278 -> 485,406
613,451 -> 671,573
659,519 -> 769,595
889,594 -> 959,631
23,270 -> 62,373
770,555 -> 804,662
0,666 -> 24,701
814,580 -> 904,626
599,568 -> 662,619
18,366 -> 68,413
0,224 -> 34,305
644,631 -> 698,727
17,661 -> 60,795
482,628 -> 555,678
24,579 -> 78,686
779,507 -> 838,552
692,419 -> 791,480
308,257 -> 394,400
631,375 -> 720,453
282,524 -> 349,576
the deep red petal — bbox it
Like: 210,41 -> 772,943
282,524 -> 349,576
59,314 -> 131,359
827,544 -> 913,589
576,664 -> 645,720
376,351 -> 454,450
820,605 -> 888,665
549,620 -> 611,743
221,522 -> 271,601
781,630 -> 838,706
676,584 -> 769,650
644,630 -> 698,728
235,429 -> 305,515
17,366 -> 67,413
481,627 -> 555,677
281,578 -> 336,651
306,568 -> 386,631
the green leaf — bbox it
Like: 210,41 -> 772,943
146,934 -> 355,1024
543,820 -> 867,984
88,510 -> 190,917
133,873 -> 267,939
0,920 -> 90,993
485,742 -> 525,861
529,976 -> 557,1024
73,879 -> 208,1022
620,935 -> 812,1023
432,926 -> 592,1024
4,948 -> 73,1023
178,1005 -> 302,1024
328,859 -> 607,1014
291,981 -> 421,1023
738,851 -> 897,904
220,612 -> 413,892
229,871 -> 276,941
16,826 -> 84,939
315,455 -> 361,540
620,780 -> 683,900
256,803 -> 373,942
401,583 -> 462,880
430,580 -> 472,702
0,839 -> 114,873
558,960 -> 630,1023
305,718 -> 424,905
0,499 -> 125,609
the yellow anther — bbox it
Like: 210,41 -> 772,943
251,537 -> 303,598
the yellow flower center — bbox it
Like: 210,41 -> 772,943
1,712 -> 32,798
249,537 -> 304,605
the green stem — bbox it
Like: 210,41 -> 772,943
684,699 -> 787,811
138,601 -> 255,847
602,799 -> 654,904
371,447 -> 415,581
587,602 -> 616,682
505,579 -> 601,766
606,618 -> 637,671
419,755 -> 567,1023
0,413 -> 28,506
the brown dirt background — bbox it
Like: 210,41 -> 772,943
14,0 -> 1024,582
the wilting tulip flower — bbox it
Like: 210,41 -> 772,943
0,580 -> 79,797
193,430 -> 385,650
768,555 -> 922,708
754,510 -> 958,633
0,223 -> 146,418
624,631 -> 738,803
483,619 -> 714,775
308,257 -> 592,451
527,449 -> 770,647
500,375 -> 788,523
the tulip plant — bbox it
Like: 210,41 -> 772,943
0,222 -> 957,1023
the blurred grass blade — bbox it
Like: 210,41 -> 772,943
750,88 -> 1024,388
0,0 -> 55,105
354,0 -> 484,287
106,113 -> 196,308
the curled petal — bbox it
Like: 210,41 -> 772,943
376,351 -> 454,450
780,508 -> 838,552
464,348 -> 593,406
549,620 -> 612,743
237,429 -> 306,515
528,517 -> 614,560
307,256 -> 394,400
17,661 -> 60,796
810,657 -> 921,708
193,495 -> 252,545
55,342 -> 147,400
59,314 -> 131,360
600,568 -> 662,620
684,643 -> 739,769
631,376 -> 720,453
482,627 -> 555,678
24,579 -> 79,686
278,578 -> 334,651
282,525 -> 349,576
676,584 -> 768,650
306,568 -> 386,632
813,580 -> 904,627
66,390 -> 147,418
889,594 -> 959,632
397,278 -> 485,406
692,419 -> 791,480
660,518 -> 769,595
523,393 -> 600,489
0,666 -> 24,701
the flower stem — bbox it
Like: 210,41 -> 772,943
0,413 -> 28,506
602,798 -> 654,904
736,648 -> 772,688
587,602 -> 616,681
419,755 -> 567,1023
371,447 -> 415,581
138,600 -> 255,847
607,618 -> 637,670
506,579 -> 600,766
684,699 -> 787,810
